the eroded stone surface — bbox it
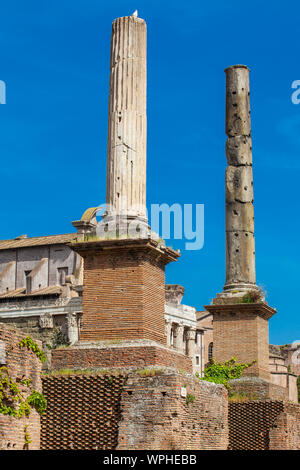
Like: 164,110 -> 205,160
225,231 -> 256,285
225,65 -> 251,137
225,166 -> 253,203
226,202 -> 254,232
223,65 -> 256,290
225,135 -> 252,166
106,16 -> 147,221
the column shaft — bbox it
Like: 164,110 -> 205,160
106,16 -> 147,221
224,65 -> 256,292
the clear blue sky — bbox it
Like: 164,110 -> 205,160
0,0 -> 299,345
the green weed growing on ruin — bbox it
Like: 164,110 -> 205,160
237,287 -> 265,304
198,357 -> 256,389
24,425 -> 32,448
0,337 -> 47,448
228,391 -> 258,402
18,336 -> 46,362
0,366 -> 30,418
186,394 -> 195,405
26,390 -> 47,415
137,368 -> 163,377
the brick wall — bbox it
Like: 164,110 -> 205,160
0,323 -> 42,450
228,377 -> 288,401
269,403 -> 300,450
211,306 -> 271,380
229,400 -> 300,450
0,314 -> 71,370
117,373 -> 228,450
41,374 -> 127,449
51,343 -> 193,373
79,247 -> 167,344
41,371 -> 228,450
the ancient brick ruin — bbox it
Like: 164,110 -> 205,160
0,12 -> 299,451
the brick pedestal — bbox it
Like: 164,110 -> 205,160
51,340 -> 193,373
70,238 -> 179,345
205,302 -> 276,381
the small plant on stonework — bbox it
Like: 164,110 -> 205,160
137,368 -> 156,377
199,357 -> 256,389
24,425 -> 32,448
18,336 -> 46,362
186,394 -> 195,405
237,288 -> 264,304
19,378 -> 32,387
26,390 -> 47,415
228,391 -> 258,402
0,339 -> 47,448
0,367 -> 31,418
137,368 -> 163,377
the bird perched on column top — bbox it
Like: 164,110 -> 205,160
132,10 -> 138,17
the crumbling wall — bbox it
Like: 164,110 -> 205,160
269,403 -> 300,450
117,373 -> 228,450
228,377 -> 288,401
229,400 -> 300,450
41,371 -> 228,450
0,323 -> 42,450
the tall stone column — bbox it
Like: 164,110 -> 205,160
204,65 -> 276,383
224,65 -> 256,293
106,15 -> 147,224
64,15 -> 192,374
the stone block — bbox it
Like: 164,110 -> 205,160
225,65 -> 251,137
225,136 -> 252,166
225,166 -> 253,203
225,230 -> 256,284
226,202 -> 254,232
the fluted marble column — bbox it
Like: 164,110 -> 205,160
106,15 -> 147,222
224,65 -> 256,292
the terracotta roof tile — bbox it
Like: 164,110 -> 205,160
0,286 -> 62,298
0,233 -> 76,250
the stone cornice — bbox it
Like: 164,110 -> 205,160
68,238 -> 180,265
204,302 -> 276,320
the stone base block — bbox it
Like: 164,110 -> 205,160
51,340 -> 193,373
